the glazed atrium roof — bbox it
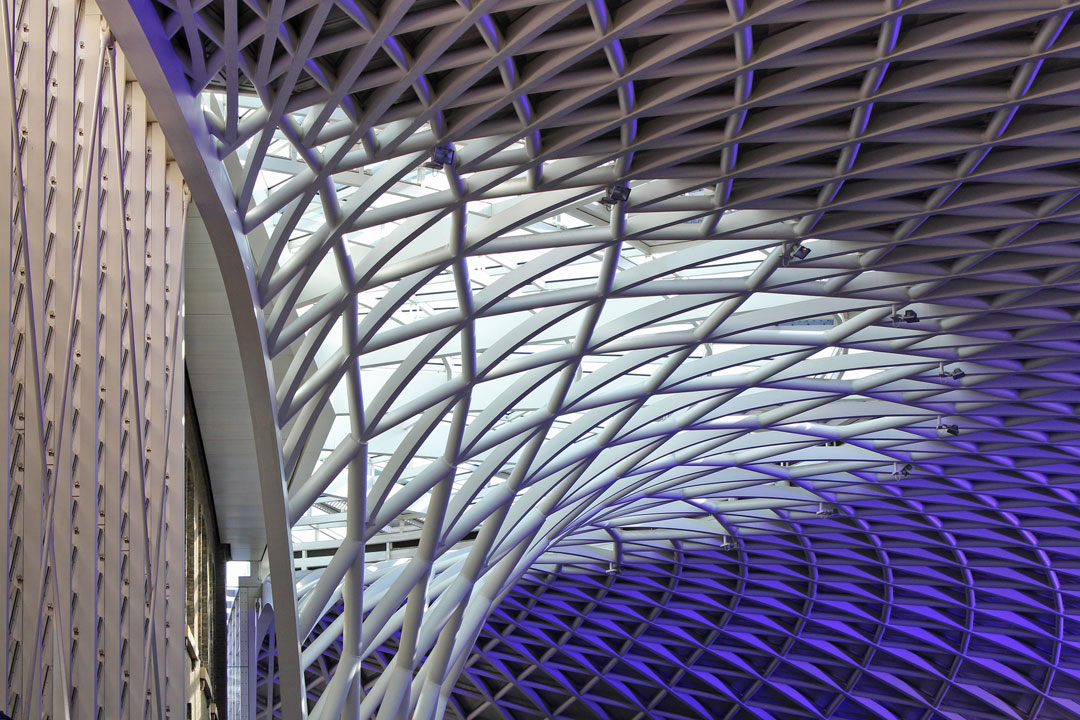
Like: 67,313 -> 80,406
101,0 -> 1080,719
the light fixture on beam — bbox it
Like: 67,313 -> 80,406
423,145 -> 455,170
891,308 -> 918,324
816,503 -> 839,517
937,419 -> 960,436
600,184 -> 631,206
939,363 -> 965,380
891,462 -> 913,479
784,242 -> 811,264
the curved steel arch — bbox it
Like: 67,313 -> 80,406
104,1 -> 1080,718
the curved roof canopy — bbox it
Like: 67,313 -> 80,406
105,0 -> 1080,718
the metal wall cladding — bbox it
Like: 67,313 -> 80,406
2,1 -> 187,718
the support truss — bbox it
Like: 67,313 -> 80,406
101,1 -> 1080,719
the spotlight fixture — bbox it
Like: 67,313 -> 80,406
720,537 -> 739,552
423,145 -> 455,170
939,364 -> 965,381
783,242 -> 811,265
600,184 -> 631,206
891,309 -> 918,324
892,462 -> 913,479
788,243 -> 811,261
937,420 -> 960,436
816,503 -> 839,517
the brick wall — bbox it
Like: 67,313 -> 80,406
185,377 -> 229,719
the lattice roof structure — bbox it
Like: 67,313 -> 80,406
99,0 -> 1080,718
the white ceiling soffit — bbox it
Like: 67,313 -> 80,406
185,206 -> 267,559
101,0 -> 1080,718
